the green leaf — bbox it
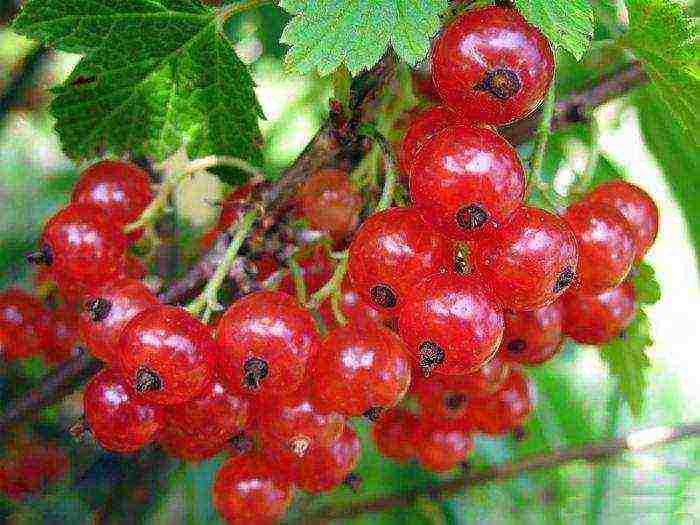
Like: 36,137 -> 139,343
599,311 -> 653,417
12,0 -> 263,175
621,0 -> 700,141
513,0 -> 595,60
632,261 -> 661,306
279,0 -> 449,76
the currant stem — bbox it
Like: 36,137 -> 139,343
218,0 -> 272,26
288,256 -> 308,305
186,209 -> 260,321
357,123 -> 399,212
527,75 -> 557,197
306,253 -> 348,310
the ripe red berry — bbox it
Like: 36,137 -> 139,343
71,160 -> 152,240
585,180 -> 659,262
432,6 -> 555,125
471,368 -> 534,435
501,301 -> 564,366
216,291 -> 321,397
399,105 -> 456,175
317,277 -> 385,331
564,200 -> 635,294
84,368 -> 164,453
347,207 -> 452,315
0,437 -> 69,501
311,325 -> 412,418
398,272 -> 504,376
372,408 -> 419,462
299,168 -> 362,241
256,383 -> 345,457
279,244 -> 334,297
45,302 -> 81,365
473,206 -> 579,310
414,419 -> 474,472
563,281 -> 636,345
159,425 -> 231,463
165,378 -> 250,445
79,278 -> 158,365
29,204 -> 128,288
0,288 -> 53,361
119,306 -> 217,404
409,124 -> 526,240
213,453 -> 293,525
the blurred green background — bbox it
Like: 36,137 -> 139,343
1,2 -> 699,524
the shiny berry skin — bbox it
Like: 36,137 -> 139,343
432,7 -> 555,126
585,181 -> 659,262
159,425 -> 230,463
84,368 -> 165,453
79,279 -> 158,365
399,105 -> 456,175
31,204 -> 128,287
216,291 -> 321,397
563,281 -> 636,345
414,419 -> 474,472
119,306 -> 217,405
214,453 -> 293,525
0,438 -> 69,501
165,378 -> 250,445
0,288 -> 53,361
471,368 -> 534,435
473,206 -> 579,310
501,301 -> 564,365
372,408 -> 419,462
348,207 -> 452,315
299,168 -> 362,241
311,325 -> 412,418
409,124 -> 526,240
398,272 -> 504,376
71,160 -> 152,240
257,383 -> 345,457
564,201 -> 635,294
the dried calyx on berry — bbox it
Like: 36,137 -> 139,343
474,68 -> 521,101
85,298 -> 112,322
26,244 -> 54,266
135,367 -> 163,394
418,341 -> 445,377
242,357 -> 269,390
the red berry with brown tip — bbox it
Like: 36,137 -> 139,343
398,272 -> 504,376
563,281 -> 636,345
119,306 -> 217,405
399,105 -> 456,175
372,408 -> 419,462
414,419 -> 474,472
348,207 -> 453,315
564,200 -> 635,294
473,206 -> 579,311
432,6 -> 555,125
0,288 -> 53,361
471,368 -> 534,435
311,325 -> 412,418
84,369 -> 164,453
585,180 -> 659,262
501,301 -> 564,366
159,426 -> 230,463
216,291 -> 321,397
409,124 -> 526,240
79,278 -> 158,365
317,277 -> 385,331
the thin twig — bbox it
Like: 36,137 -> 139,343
299,421 -> 700,522
527,76 -> 557,197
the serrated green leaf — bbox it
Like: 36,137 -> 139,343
513,0 -> 595,60
279,0 -> 448,76
621,0 -> 700,142
12,0 -> 263,172
599,311 -> 653,417
632,261 -> 661,305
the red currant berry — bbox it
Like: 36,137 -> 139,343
585,180 -> 659,262
71,160 -> 152,241
165,378 -> 250,445
29,204 -> 128,288
399,105 -> 455,175
311,325 -> 412,418
501,301 -> 564,366
159,425 -> 230,463
79,279 -> 158,365
84,368 -> 164,453
473,206 -> 579,310
45,302 -> 81,365
414,419 -> 474,472
411,58 -> 441,102
257,383 -> 345,457
299,168 -> 362,242
563,281 -> 636,345
471,368 -> 534,435
564,200 -> 635,294
216,291 -> 321,397
409,124 -> 526,240
279,245 -> 334,297
119,306 -> 217,405
398,272 -> 504,376
317,277 -> 385,331
347,207 -> 452,314
0,288 -> 53,361
372,408 -> 419,462
432,6 -> 555,125
213,453 -> 293,525
0,437 -> 69,501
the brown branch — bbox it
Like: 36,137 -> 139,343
299,421 -> 700,523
